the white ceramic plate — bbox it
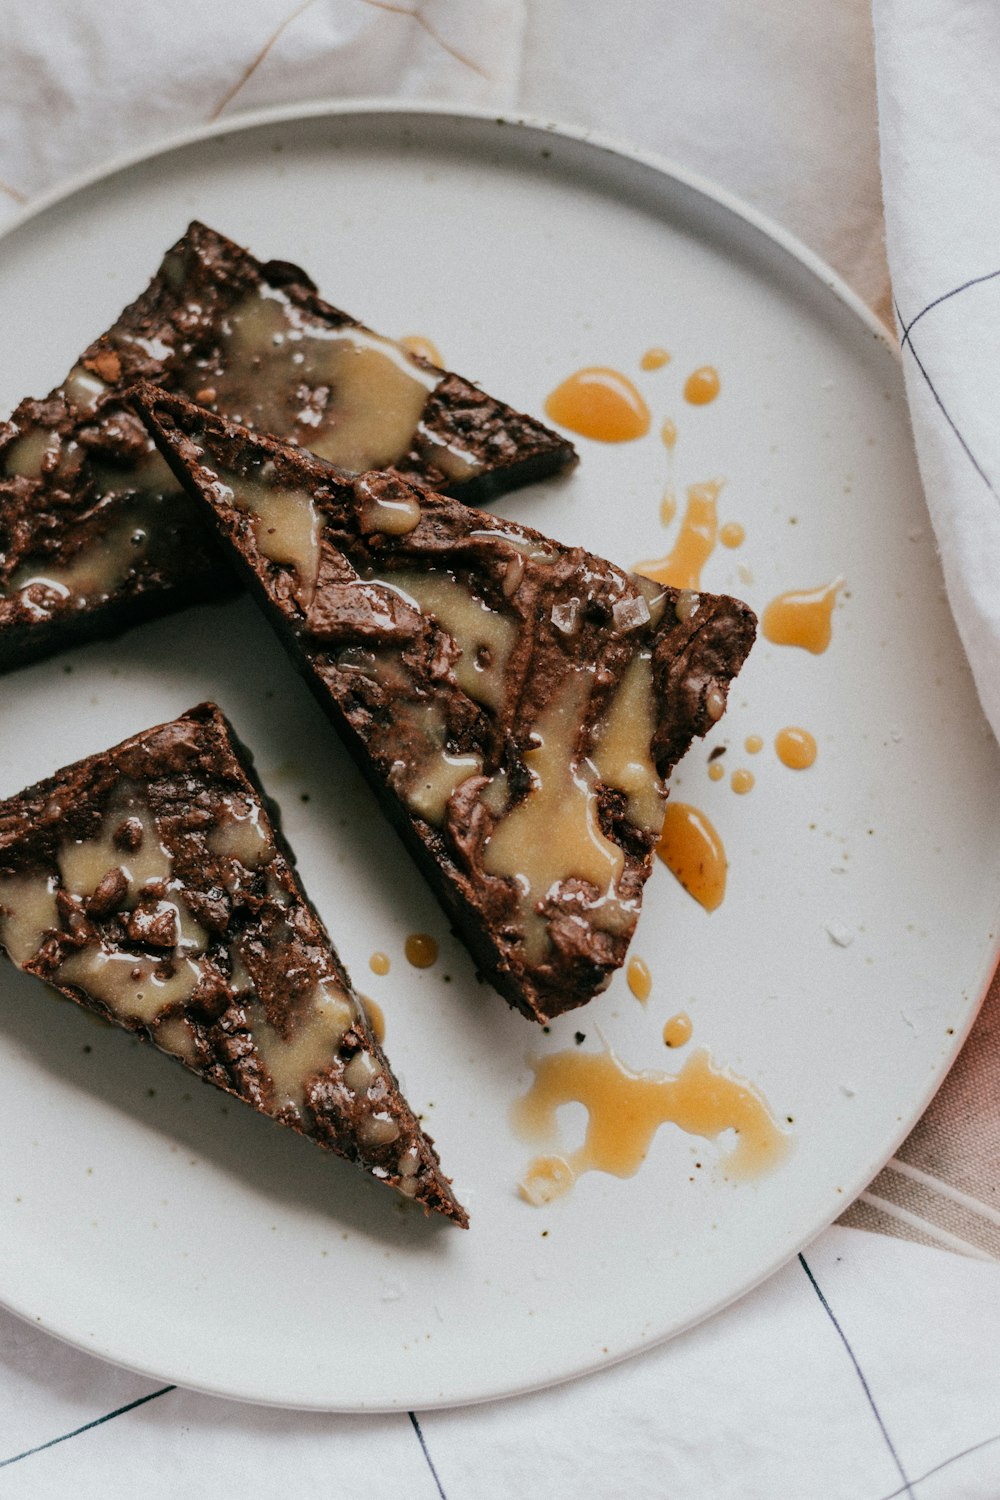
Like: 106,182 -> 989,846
0,104 -> 997,1412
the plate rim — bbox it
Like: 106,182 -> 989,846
2,95 -> 895,351
0,99 -> 993,1414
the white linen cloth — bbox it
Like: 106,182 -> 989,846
0,3 -> 997,1497
874,0 -> 1000,741
0,1228 -> 997,1500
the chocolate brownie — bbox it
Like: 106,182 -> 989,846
0,221 -> 576,672
0,702 -> 467,1225
135,387 -> 756,1023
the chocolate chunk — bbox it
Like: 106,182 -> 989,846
87,865 -> 128,917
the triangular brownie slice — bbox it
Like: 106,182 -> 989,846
0,221 -> 575,672
0,702 -> 467,1225
136,388 -> 756,1023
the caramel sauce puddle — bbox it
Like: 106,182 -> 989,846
515,1044 -> 791,1204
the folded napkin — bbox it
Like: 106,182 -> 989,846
1,3 -> 999,1498
874,0 -> 1000,741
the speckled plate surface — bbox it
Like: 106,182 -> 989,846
0,103 -> 997,1411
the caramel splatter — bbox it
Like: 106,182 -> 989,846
775,726 -> 817,769
683,366 -> 720,405
404,933 -> 438,968
514,1043 -> 791,1203
545,367 -> 650,442
656,802 -> 726,911
627,956 -> 652,1002
636,480 -> 721,589
762,580 -> 843,654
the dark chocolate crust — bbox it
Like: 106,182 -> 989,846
0,701 -> 467,1225
0,221 -> 576,673
135,387 -> 757,1023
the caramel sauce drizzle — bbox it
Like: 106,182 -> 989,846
544,367 -> 651,443
514,1043 -> 791,1204
775,726 -> 817,769
762,579 -> 843,654
483,669 -> 629,962
635,479 -> 722,589
656,802 -> 727,911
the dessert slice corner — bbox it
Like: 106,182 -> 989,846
0,700 -> 467,1226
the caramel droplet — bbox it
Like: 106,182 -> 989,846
719,521 -> 745,548
660,488 -> 678,526
762,579 -> 843,654
641,347 -> 671,371
369,951 -> 390,976
708,761 -> 725,782
744,735 -> 763,754
627,955 -> 652,1002
730,768 -> 754,795
663,1012 -> 692,1048
519,1154 -> 575,1206
660,417 -> 678,451
656,802 -> 727,911
683,366 -> 721,405
775,726 -> 817,769
636,479 -> 721,590
544,367 -> 651,443
399,335 -> 443,366
360,994 -> 386,1044
404,933 -> 438,968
